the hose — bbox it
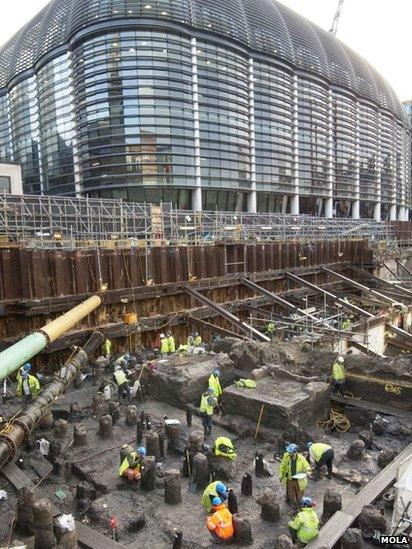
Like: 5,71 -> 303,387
316,409 -> 351,432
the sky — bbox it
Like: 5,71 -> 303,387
0,0 -> 411,101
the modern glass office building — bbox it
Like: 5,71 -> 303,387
0,0 -> 410,219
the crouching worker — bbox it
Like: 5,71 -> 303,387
214,436 -> 236,461
119,446 -> 146,483
202,481 -> 228,513
288,497 -> 319,545
207,497 -> 234,543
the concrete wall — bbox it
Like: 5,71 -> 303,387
0,163 -> 23,194
352,320 -> 386,356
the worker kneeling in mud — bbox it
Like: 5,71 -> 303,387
119,446 -> 146,482
288,497 -> 319,545
202,481 -> 228,513
206,497 -> 234,543
214,436 -> 236,461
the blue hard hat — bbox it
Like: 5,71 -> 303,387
301,497 -> 315,508
23,363 -> 31,372
213,369 -> 221,377
307,442 -> 313,450
212,497 -> 222,506
137,446 -> 146,456
216,482 -> 227,495
286,443 -> 299,453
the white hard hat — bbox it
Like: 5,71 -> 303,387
337,356 -> 344,363
160,333 -> 165,338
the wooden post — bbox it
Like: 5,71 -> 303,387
193,452 -> 209,489
141,456 -> 156,491
33,499 -> 57,548
73,424 -> 87,447
99,414 -> 113,438
164,469 -> 182,505
254,404 -> 264,438
233,515 -> 253,545
146,431 -> 160,461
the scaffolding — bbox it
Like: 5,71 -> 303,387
0,193 -> 397,249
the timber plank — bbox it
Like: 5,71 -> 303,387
331,395 -> 412,420
76,522 -> 127,549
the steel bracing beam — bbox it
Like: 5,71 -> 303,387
241,277 -> 340,333
322,266 -> 404,307
350,266 -> 412,299
395,258 -> 412,278
186,315 -> 248,340
285,271 -> 374,318
184,286 -> 270,342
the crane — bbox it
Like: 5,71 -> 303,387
329,0 -> 345,36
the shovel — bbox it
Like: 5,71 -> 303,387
186,450 -> 197,494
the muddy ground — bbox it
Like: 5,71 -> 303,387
0,342 -> 411,548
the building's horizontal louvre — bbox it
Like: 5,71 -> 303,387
254,62 -> 294,195
71,31 -> 195,191
197,42 -> 251,193
332,91 -> 357,199
358,104 -> 379,203
297,79 -> 329,196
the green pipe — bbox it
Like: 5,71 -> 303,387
0,295 -> 101,383
0,333 -> 47,383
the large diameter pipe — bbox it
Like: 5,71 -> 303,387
41,295 -> 101,343
0,331 -> 104,468
0,295 -> 101,383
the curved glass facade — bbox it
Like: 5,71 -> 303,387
37,54 -> 75,194
0,0 -> 409,219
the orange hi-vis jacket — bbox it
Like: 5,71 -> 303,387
206,504 -> 234,540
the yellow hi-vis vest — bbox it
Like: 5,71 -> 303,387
288,507 -> 319,544
279,452 -> 311,491
160,338 -> 169,354
214,436 -> 236,460
200,392 -> 216,416
208,374 -> 222,397
16,374 -> 40,397
332,362 -> 345,381
310,443 -> 332,462
168,336 -> 175,353
103,339 -> 112,355
194,335 -> 202,346
202,481 -> 220,513
114,370 -> 127,386
118,452 -> 140,476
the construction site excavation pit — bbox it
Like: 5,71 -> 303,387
0,335 -> 411,549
